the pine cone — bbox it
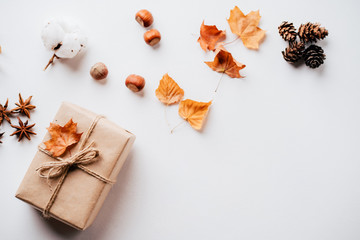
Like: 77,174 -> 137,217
278,21 -> 297,42
282,41 -> 305,63
298,22 -> 328,43
303,45 -> 326,68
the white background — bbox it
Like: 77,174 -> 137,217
0,0 -> 359,239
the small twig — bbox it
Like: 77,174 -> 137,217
44,54 -> 58,71
170,121 -> 185,134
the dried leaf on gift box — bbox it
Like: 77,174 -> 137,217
155,73 -> 184,105
227,6 -> 266,49
178,99 -> 212,130
197,21 -> 226,51
44,119 -> 83,157
205,48 -> 245,78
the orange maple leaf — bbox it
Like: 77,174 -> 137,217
178,99 -> 212,130
44,119 -> 83,157
197,21 -> 226,52
227,6 -> 266,49
155,73 -> 185,105
205,49 -> 246,78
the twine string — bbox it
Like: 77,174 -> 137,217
36,115 -> 114,218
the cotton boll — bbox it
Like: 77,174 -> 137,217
56,18 -> 80,34
55,33 -> 82,58
41,21 -> 65,50
76,31 -> 87,49
70,29 -> 87,53
42,17 -> 87,70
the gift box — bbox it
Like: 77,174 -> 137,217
15,102 -> 135,230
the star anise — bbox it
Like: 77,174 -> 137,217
10,117 -> 36,141
0,132 -> 4,144
0,99 -> 13,125
11,93 -> 36,118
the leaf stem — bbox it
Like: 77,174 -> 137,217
170,121 -> 185,134
215,72 -> 225,93
222,36 -> 240,46
164,105 -> 171,127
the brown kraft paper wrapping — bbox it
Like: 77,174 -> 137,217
15,102 -> 136,230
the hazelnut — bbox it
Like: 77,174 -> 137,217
135,9 -> 154,27
144,29 -> 161,46
90,62 -> 108,80
125,74 -> 145,92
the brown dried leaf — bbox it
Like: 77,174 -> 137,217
205,49 -> 245,78
44,119 -> 83,157
197,21 -> 226,52
227,6 -> 266,49
178,99 -> 212,130
155,74 -> 184,105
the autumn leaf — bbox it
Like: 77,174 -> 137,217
227,6 -> 266,49
44,119 -> 83,157
214,42 -> 227,52
155,73 -> 185,105
197,21 -> 226,52
178,99 -> 212,130
205,49 -> 245,78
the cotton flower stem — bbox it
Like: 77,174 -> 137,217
44,54 -> 59,71
170,121 -> 185,134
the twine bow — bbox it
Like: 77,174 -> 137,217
37,143 -> 99,179
36,115 -> 114,218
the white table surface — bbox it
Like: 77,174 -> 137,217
1,0 -> 359,239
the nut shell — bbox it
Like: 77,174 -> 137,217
144,29 -> 161,46
125,74 -> 145,92
90,62 -> 108,80
135,9 -> 154,27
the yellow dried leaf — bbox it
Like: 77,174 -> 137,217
227,6 -> 266,49
178,99 -> 212,130
155,74 -> 184,105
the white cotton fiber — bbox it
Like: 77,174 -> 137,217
41,17 -> 86,59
